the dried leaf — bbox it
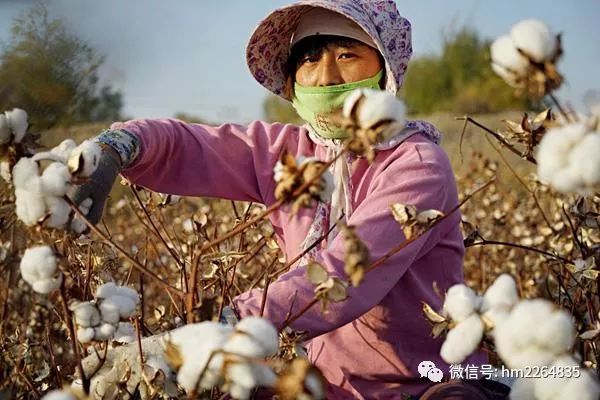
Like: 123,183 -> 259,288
422,302 -> 446,323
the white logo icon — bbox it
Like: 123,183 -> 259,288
418,360 -> 444,382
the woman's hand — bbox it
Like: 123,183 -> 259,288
69,144 -> 122,225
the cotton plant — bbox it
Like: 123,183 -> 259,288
438,275 -> 519,364
536,119 -> 600,195
12,138 -> 101,231
0,108 -> 29,145
19,245 -> 63,295
342,89 -> 407,161
165,316 -> 279,399
70,282 -> 140,344
273,152 -> 335,213
490,19 -> 562,97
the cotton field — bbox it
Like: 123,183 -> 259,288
0,18 -> 599,400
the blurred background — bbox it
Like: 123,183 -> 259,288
0,0 -> 598,129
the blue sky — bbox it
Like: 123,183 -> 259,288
0,0 -> 598,122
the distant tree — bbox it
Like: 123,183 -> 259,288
401,27 -> 530,114
262,94 -> 302,125
0,4 -> 123,129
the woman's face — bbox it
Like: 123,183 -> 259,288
294,41 -> 383,87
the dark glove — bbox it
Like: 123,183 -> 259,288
69,144 -> 122,225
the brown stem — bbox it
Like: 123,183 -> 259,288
131,187 -> 184,267
197,146 -> 348,256
281,298 -> 319,329
59,279 -> 88,394
45,325 -> 62,388
64,196 -> 183,297
466,239 -> 573,265
456,116 -> 537,164
269,214 -> 344,279
365,177 -> 496,274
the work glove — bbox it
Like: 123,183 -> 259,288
69,143 -> 122,225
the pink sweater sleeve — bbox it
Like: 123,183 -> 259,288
233,142 -> 458,339
110,118 -> 303,204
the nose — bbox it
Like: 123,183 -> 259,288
317,51 -> 343,86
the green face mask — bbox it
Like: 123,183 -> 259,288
292,70 -> 384,140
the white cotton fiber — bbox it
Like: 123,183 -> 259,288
494,299 -> 574,369
481,273 -> 519,312
440,314 -> 484,364
4,108 -> 28,143
443,284 -> 479,322
70,301 -> 101,328
32,276 -> 62,294
12,158 -> 39,189
44,196 -> 70,228
15,188 -> 46,226
233,316 -> 279,357
510,19 -> 556,63
41,162 -> 71,197
490,35 -> 528,78
20,246 -> 57,283
77,327 -> 96,344
68,140 -> 101,177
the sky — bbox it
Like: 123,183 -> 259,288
0,0 -> 598,123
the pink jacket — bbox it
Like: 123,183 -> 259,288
112,118 -> 487,399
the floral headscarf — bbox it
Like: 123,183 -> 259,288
246,0 -> 413,100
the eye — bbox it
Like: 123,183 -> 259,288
339,52 -> 357,60
299,54 -> 319,65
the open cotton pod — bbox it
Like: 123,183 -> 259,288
3,108 -> 29,143
67,140 -> 102,177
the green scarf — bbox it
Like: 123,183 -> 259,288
292,70 -> 384,139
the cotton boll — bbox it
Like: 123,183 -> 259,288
510,378 -> 535,400
558,369 -> 600,400
227,362 -> 258,391
113,322 -> 136,344
15,187 -> 46,225
99,298 -> 121,324
481,308 -> 510,331
77,327 -> 96,343
70,216 -> 88,234
534,355 -> 577,400
342,89 -> 365,118
494,299 -> 565,368
70,301 -> 101,328
20,246 -> 57,285
78,198 -> 93,215
443,284 -> 479,322
95,323 -> 116,341
40,389 -> 77,400
481,274 -> 519,312
52,139 -> 77,161
68,140 -> 101,177
146,355 -> 173,379
224,333 -> 266,359
534,309 -> 575,354
12,157 -> 40,189
234,317 -> 279,357
568,132 -> 600,188
440,314 -> 484,364
253,364 -> 277,387
44,196 -> 70,228
319,169 -> 334,202
32,276 -> 62,294
353,89 -> 406,129
41,162 -> 71,196
490,35 -> 529,75
0,114 -> 10,145
114,295 -> 138,318
169,322 -> 233,393
510,19 -> 556,63
5,108 -> 28,143
96,282 -> 139,303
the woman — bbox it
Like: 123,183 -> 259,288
74,1 -> 509,398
